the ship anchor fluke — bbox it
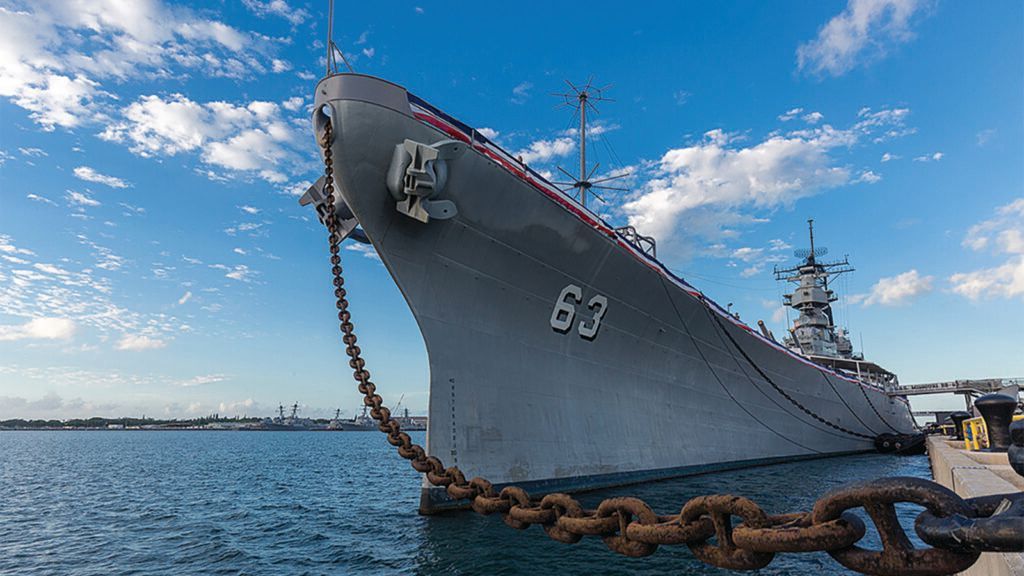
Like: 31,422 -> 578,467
298,176 -> 369,244
386,138 -> 465,223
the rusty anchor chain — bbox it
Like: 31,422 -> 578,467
315,119 -> 1024,576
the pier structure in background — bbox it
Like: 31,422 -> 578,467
894,378 -> 1022,411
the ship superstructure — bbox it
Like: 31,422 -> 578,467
303,71 -> 916,512
775,220 -> 856,360
775,222 -> 899,389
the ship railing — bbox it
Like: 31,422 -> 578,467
613,225 -> 656,258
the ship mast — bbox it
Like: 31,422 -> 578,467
551,79 -> 629,208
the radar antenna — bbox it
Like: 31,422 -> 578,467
792,219 -> 829,262
550,78 -> 630,208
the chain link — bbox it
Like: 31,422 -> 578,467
316,119 -> 1022,576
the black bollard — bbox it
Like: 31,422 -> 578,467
949,411 -> 971,441
974,393 -> 1016,452
1009,419 -> 1024,477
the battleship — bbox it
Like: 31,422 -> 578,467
302,72 -> 917,513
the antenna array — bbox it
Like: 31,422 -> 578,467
549,78 -> 630,208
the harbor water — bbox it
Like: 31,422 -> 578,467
1,430 -> 933,575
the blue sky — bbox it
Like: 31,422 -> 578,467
1,0 -> 1021,420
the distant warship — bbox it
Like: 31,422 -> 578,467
257,403 -> 321,431
326,406 -> 376,431
302,72 -> 915,513
327,398 -> 426,431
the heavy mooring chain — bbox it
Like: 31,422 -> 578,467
316,120 -> 1023,576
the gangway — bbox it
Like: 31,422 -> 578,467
890,378 -> 1022,410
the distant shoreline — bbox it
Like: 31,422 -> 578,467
0,416 -> 425,432
0,427 -> 396,432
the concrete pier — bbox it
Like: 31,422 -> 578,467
927,436 -> 1024,575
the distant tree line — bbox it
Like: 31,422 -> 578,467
0,415 -> 266,430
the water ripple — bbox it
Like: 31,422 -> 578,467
0,430 -> 931,575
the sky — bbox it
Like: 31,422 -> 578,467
0,0 -> 1021,420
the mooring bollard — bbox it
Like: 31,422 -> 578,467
1009,419 -> 1024,477
949,411 -> 971,441
973,393 -> 1016,452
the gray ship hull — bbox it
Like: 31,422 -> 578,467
311,74 -> 916,513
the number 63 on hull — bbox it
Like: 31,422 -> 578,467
549,284 -> 609,340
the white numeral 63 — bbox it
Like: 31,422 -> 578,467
549,284 -> 608,340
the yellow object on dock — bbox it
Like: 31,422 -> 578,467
963,414 -> 1024,451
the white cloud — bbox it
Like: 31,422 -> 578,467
976,128 -> 996,147
100,95 -> 305,185
913,152 -> 943,162
619,106 -> 914,257
511,81 -> 533,104
210,263 -> 256,282
177,291 -> 192,305
179,374 -> 227,387
950,259 -> 1024,301
224,222 -> 265,236
66,190 -> 100,207
117,334 -> 167,351
34,262 -> 70,276
415,6 -> 425,14
768,239 -> 792,251
778,107 -> 804,121
282,96 -> 304,112
271,59 -> 291,73
27,193 -> 57,206
673,90 -> 691,106
118,202 -> 144,215
239,205 -> 261,215
740,264 -> 763,278
346,242 -> 381,262
284,179 -> 313,197
880,152 -> 899,162
362,47 -> 376,59
18,147 -> 47,157
797,0 -> 927,77
622,127 -> 851,255
860,269 -> 934,306
771,305 -> 788,324
950,198 -> 1024,301
477,127 -> 499,140
73,166 -> 129,188
233,248 -> 247,255
0,317 -> 76,341
0,390 -> 125,419
855,170 -> 882,183
218,398 -> 257,415
0,234 -> 185,353
242,0 -> 308,24
0,1 -> 279,131
515,137 -> 575,165
732,247 -> 764,262
802,111 -> 824,124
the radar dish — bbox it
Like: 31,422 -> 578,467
793,247 -> 829,259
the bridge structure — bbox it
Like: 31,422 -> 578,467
891,378 -> 1022,411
